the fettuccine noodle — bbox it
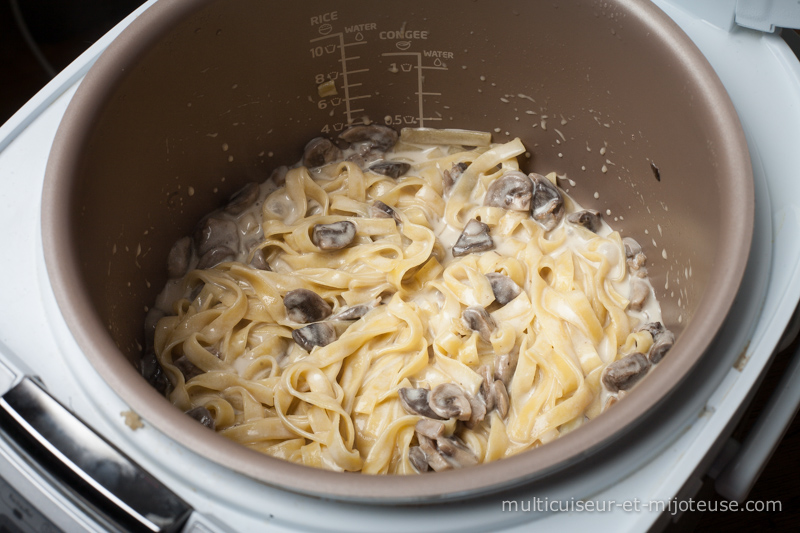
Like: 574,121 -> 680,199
147,129 -> 668,473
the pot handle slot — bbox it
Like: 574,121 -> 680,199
0,377 -> 192,533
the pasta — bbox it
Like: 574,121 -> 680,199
143,127 -> 673,474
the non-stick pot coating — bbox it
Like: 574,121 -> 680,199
42,0 -> 752,502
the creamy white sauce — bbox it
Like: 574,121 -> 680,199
154,135 -> 663,414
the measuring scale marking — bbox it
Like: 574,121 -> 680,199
309,25 -> 449,131
310,32 -> 371,125
382,51 -> 446,128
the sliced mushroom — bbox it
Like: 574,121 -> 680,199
478,365 -> 496,412
602,352 -> 651,393
452,219 -> 494,257
418,435 -> 452,472
333,299 -> 380,321
194,217 -> 239,257
486,272 -> 522,306
370,200 -> 400,223
443,162 -> 469,193
649,329 -> 674,364
270,165 -> 289,186
494,351 -> 518,387
284,289 -> 332,323
339,124 -> 398,151
196,247 -> 236,270
628,278 -> 650,311
462,306 -> 496,342
429,383 -> 472,421
312,221 -> 357,250
140,350 -> 168,394
408,446 -> 430,473
436,435 -> 479,468
303,137 -> 342,168
530,173 -> 565,231
492,380 -> 510,419
484,171 -> 534,212
415,418 -> 447,440
292,322 -> 337,351
465,393 -> 487,429
173,355 -> 203,380
250,247 -> 271,271
567,209 -> 603,233
369,161 -> 411,179
345,153 -> 368,169
185,406 -> 215,430
426,452 -> 454,472
166,236 -> 193,279
399,388 -> 445,420
637,321 -> 665,339
623,237 -> 647,271
225,182 -> 260,215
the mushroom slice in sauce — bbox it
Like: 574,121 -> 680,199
494,351 -> 518,387
292,322 -> 337,352
312,221 -> 357,250
196,247 -> 237,270
462,306 -> 496,342
491,380 -> 510,419
436,435 -> 479,468
443,162 -> 469,193
408,446 -> 430,473
399,388 -> 445,420
418,435 -> 453,472
602,352 -> 651,393
339,124 -> 399,151
225,181 -> 260,215
166,236 -> 192,279
566,209 -> 603,233
303,137 -> 342,168
649,329 -> 675,364
173,355 -> 203,380
345,153 -> 368,169
478,365 -> 496,412
429,383 -> 472,421
415,418 -> 447,440
483,171 -> 534,212
270,165 -> 289,187
369,161 -> 411,179
249,247 -> 271,271
623,237 -> 647,271
333,299 -> 380,321
370,200 -> 400,223
628,278 -> 650,311
140,350 -> 168,394
465,393 -> 487,429
452,219 -> 494,257
637,321 -> 665,339
486,272 -> 522,306
194,217 -> 238,256
284,289 -> 332,323
185,406 -> 215,430
530,173 -> 565,231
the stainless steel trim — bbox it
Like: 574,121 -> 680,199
0,378 -> 192,533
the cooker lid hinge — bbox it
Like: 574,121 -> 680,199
734,0 -> 800,32
663,0 -> 800,33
